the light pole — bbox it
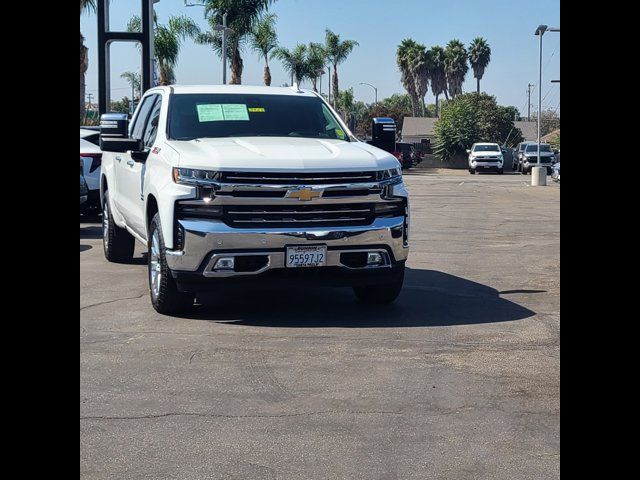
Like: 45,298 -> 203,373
327,65 -> 331,105
532,24 -> 560,186
186,4 -> 234,84
359,82 -> 378,104
212,13 -> 234,84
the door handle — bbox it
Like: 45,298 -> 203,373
115,156 -> 122,162
127,160 -> 135,166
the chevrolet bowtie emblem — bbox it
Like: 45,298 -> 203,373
287,188 -> 322,201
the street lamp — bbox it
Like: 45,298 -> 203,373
186,5 -> 234,85
359,82 -> 378,104
533,24 -> 560,186
212,14 -> 234,85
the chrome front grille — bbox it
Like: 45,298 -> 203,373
223,203 -> 375,228
219,170 -> 378,185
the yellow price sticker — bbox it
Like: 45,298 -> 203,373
335,129 -> 345,139
248,107 -> 265,113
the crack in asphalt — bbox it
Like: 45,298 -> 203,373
80,292 -> 147,311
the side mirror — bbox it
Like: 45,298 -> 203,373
99,112 -> 129,138
466,149 -> 471,154
100,137 -> 144,153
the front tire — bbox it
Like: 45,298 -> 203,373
498,169 -> 504,175
148,213 -> 194,314
353,265 -> 405,304
469,169 -> 476,174
102,190 -> 135,263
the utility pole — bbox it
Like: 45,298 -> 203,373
527,83 -> 533,121
86,93 -> 94,108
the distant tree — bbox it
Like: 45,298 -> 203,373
110,97 -> 132,114
120,71 -> 141,101
427,45 -> 448,116
537,108 -> 560,136
272,44 -> 308,86
324,29 -> 359,107
128,14 -> 200,86
336,87 -> 354,123
80,0 -> 96,124
197,0 -> 274,85
434,93 -> 522,161
502,105 -> 520,121
444,39 -> 468,98
381,93 -> 412,112
356,103 -> 412,139
249,13 -> 278,86
306,42 -> 327,92
409,44 -> 430,117
548,131 -> 560,150
396,38 -> 421,116
468,37 -> 491,93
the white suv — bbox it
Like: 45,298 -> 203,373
99,85 -> 410,314
467,142 -> 504,174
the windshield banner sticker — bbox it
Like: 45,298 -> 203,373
196,104 -> 224,122
222,104 -> 249,120
196,104 -> 250,122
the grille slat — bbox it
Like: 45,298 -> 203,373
220,171 -> 378,185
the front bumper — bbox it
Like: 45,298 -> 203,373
471,162 -> 503,170
166,215 -> 409,278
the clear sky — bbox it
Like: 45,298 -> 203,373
80,0 -> 560,116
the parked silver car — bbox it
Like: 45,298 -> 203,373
519,143 -> 555,175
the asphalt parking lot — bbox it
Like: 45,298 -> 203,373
80,171 -> 560,480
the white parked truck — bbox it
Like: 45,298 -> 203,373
99,85 -> 410,314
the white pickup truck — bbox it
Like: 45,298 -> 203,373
99,85 -> 410,314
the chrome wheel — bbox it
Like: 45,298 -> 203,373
102,200 -> 109,253
149,230 -> 162,298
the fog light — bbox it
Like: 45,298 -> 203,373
215,257 -> 235,270
367,252 -> 383,265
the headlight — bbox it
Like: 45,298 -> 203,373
377,167 -> 402,181
172,167 -> 221,185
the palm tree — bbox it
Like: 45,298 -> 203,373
198,1 -> 273,85
444,39 -> 468,98
249,13 -> 278,86
396,38 -> 421,116
409,43 -> 429,117
306,42 -> 327,92
80,0 -> 96,124
272,44 -> 308,86
427,45 -> 447,116
468,37 -> 491,94
324,29 -> 359,107
128,14 -> 200,86
120,71 -> 141,105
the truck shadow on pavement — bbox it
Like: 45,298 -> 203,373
187,268 -> 536,328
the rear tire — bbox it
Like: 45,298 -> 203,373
102,190 -> 135,263
148,213 -> 194,315
353,265 -> 405,304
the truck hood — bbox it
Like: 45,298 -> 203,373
165,137 -> 400,172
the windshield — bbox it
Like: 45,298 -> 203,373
525,144 -> 552,153
473,144 -> 500,152
168,93 -> 349,141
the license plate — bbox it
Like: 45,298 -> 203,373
286,246 -> 327,268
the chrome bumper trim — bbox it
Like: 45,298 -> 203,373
202,248 -> 391,277
166,216 -> 408,273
